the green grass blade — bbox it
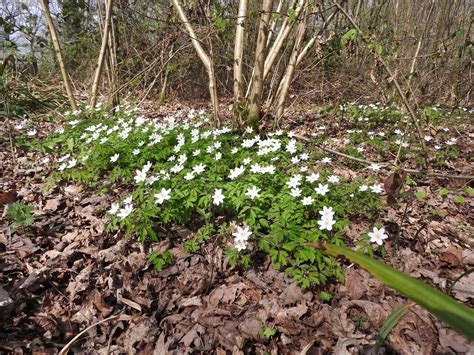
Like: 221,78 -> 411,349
320,243 -> 474,340
376,303 -> 410,352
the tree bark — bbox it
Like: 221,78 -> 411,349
39,0 -> 77,111
274,4 -> 307,121
90,0 -> 114,108
247,0 -> 274,126
172,0 -> 219,122
263,0 -> 305,82
233,0 -> 248,106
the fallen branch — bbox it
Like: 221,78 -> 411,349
59,314 -> 132,355
294,134 -> 474,180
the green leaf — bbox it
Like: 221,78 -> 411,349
439,188 -> 449,196
376,304 -> 410,351
318,243 -> 474,339
341,29 -> 358,46
453,195 -> 465,204
415,190 -> 427,200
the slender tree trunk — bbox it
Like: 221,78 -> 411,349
296,4 -> 340,67
274,4 -> 308,121
172,0 -> 220,122
90,0 -> 114,108
247,0 -> 274,126
266,0 -> 284,48
263,0 -> 305,82
407,0 -> 435,87
39,0 -> 77,111
233,0 -> 248,106
332,0 -> 428,163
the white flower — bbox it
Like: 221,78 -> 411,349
319,206 -> 335,220
287,175 -> 302,189
229,165 -> 245,180
368,226 -> 388,245
177,154 -> 187,165
108,203 -> 120,215
123,195 -> 133,205
328,175 -> 340,184
134,169 -> 147,184
250,163 -> 263,174
110,154 -> 120,162
401,142 -> 409,148
146,175 -> 159,185
290,188 -> 302,197
212,189 -> 225,206
370,183 -> 384,194
67,158 -> 77,169
434,145 -> 441,150
424,135 -> 433,142
243,158 -> 252,165
193,163 -> 206,175
246,185 -> 261,199
291,156 -> 300,164
356,147 -> 365,153
231,147 -> 238,154
300,153 -> 309,161
170,164 -> 184,173
302,196 -> 313,206
168,155 -> 176,162
315,183 -> 329,196
286,139 -> 297,154
155,188 -> 171,204
214,152 -> 222,161
193,149 -> 201,156
369,163 -> 381,172
300,166 -> 308,172
446,137 -> 457,146
133,149 -> 140,156
359,184 -> 369,192
117,204 -> 133,220
245,127 -> 253,134
27,129 -> 37,136
184,172 -> 195,180
143,161 -> 152,173
321,157 -> 332,164
306,173 -> 320,183
317,217 -> 336,231
232,225 -> 251,251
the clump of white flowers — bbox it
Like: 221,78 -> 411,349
317,206 -> 336,231
232,225 -> 251,251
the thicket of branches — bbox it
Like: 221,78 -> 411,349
1,0 -> 472,119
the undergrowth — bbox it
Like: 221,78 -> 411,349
40,104 -> 389,288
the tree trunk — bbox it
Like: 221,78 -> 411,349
233,0 -> 247,107
247,0 -> 274,126
90,0 -> 113,108
39,0 -> 77,111
274,4 -> 307,121
263,0 -> 305,82
172,0 -> 220,122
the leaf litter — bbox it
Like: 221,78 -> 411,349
0,110 -> 473,353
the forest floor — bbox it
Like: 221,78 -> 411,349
1,102 -> 473,354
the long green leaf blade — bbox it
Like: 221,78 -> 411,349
320,243 -> 474,339
376,304 -> 410,351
